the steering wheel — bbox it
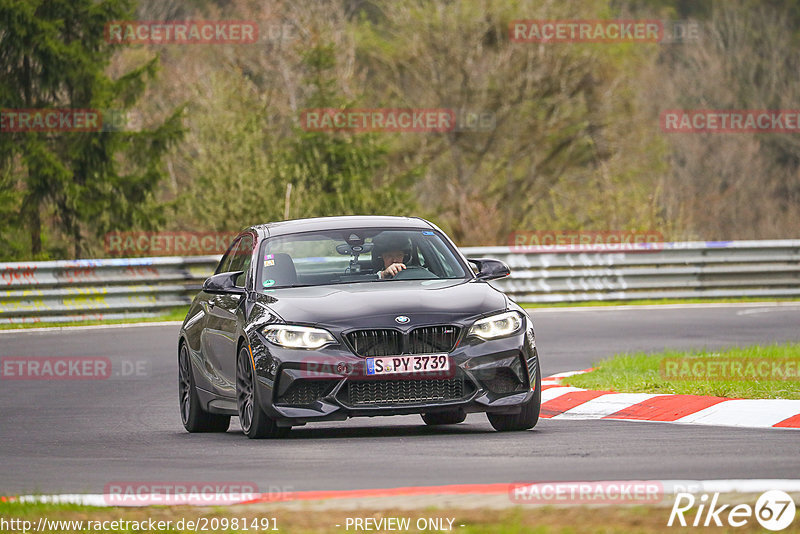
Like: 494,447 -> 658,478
390,265 -> 437,280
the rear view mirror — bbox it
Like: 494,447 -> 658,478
336,243 -> 373,255
468,258 -> 510,281
203,271 -> 245,295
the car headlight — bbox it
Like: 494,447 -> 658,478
468,311 -> 523,340
262,325 -> 336,349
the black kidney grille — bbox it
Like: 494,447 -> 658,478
346,329 -> 402,357
276,380 -> 332,405
344,378 -> 465,406
346,326 -> 460,357
409,326 -> 460,354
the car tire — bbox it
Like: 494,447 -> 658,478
486,361 -> 541,432
236,345 -> 289,439
178,343 -> 231,433
421,410 -> 467,425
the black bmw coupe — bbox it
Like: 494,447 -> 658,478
178,216 -> 541,438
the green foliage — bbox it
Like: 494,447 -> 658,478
173,69 -> 280,231
0,0 -> 183,259
175,42 -> 415,229
2,0 -> 799,260
275,44 -> 415,219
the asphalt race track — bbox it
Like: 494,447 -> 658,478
1,304 -> 799,495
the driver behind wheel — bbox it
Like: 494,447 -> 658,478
372,233 -> 412,279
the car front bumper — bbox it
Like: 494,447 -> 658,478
249,325 -> 539,427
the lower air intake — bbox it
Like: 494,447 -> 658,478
344,378 -> 465,406
276,380 -> 332,405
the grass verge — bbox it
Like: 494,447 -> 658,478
1,500 -> 796,533
564,342 -> 800,399
0,307 -> 189,330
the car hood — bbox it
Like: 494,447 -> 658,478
255,279 -> 507,328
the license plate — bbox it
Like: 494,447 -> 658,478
365,354 -> 450,376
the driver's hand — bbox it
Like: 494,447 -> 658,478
381,263 -> 406,279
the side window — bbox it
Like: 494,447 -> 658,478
215,238 -> 240,274
229,235 -> 253,287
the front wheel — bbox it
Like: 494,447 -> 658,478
486,362 -> 541,432
178,344 -> 230,433
236,345 -> 289,439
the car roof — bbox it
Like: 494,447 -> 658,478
249,216 -> 435,238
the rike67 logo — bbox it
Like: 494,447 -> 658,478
668,490 -> 796,530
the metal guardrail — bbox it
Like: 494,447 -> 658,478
1,240 -> 799,324
0,256 -> 219,325
472,240 -> 800,303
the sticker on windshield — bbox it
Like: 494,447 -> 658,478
264,259 -> 275,267
265,253 -> 274,259
422,231 -> 435,235
263,279 -> 275,287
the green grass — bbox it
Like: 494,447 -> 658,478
2,500 -> 792,533
520,297 -> 800,308
564,342 -> 800,399
0,307 -> 189,330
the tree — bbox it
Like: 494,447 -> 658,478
174,40 -> 415,229
274,44 -> 415,219
643,0 -> 800,239
354,0 -> 667,244
0,0 -> 183,259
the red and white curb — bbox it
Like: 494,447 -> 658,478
541,370 -> 800,429
4,480 -> 800,508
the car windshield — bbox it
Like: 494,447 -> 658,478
257,228 -> 468,290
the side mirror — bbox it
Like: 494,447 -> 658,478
203,271 -> 245,295
468,258 -> 510,281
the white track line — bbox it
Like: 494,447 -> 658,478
675,399 -> 800,428
541,386 -> 586,403
554,393 -> 667,420
528,301 -> 800,313
544,369 -> 592,379
542,370 -> 800,430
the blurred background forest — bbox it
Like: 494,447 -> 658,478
2,0 -> 800,260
